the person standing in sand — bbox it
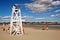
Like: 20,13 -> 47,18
42,23 -> 48,30
45,23 -> 48,30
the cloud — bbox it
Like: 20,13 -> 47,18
3,16 -> 11,19
35,17 -> 58,22
36,0 -> 52,3
51,9 -> 60,17
2,16 -> 11,22
22,16 -> 34,22
25,3 -> 51,12
0,16 -> 2,21
51,1 -> 60,6
22,19 -> 26,22
51,15 -> 55,17
0,16 -> 2,18
25,0 -> 60,13
56,14 -> 60,16
22,16 -> 33,19
51,14 -> 60,17
55,10 -> 60,12
36,18 -> 48,20
3,19 -> 10,20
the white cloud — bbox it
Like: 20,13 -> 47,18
56,14 -> 60,16
25,0 -> 60,13
35,17 -> 57,22
36,0 -> 52,3
22,19 -> 26,22
36,18 -> 48,20
3,19 -> 10,20
22,16 -> 33,22
51,14 -> 60,17
3,16 -> 11,19
2,16 -> 11,22
0,16 -> 2,18
51,10 -> 60,17
51,15 -> 55,17
25,3 -> 51,12
51,1 -> 60,6
55,10 -> 60,12
22,16 -> 33,19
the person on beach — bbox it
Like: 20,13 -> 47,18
45,23 -> 48,30
42,23 -> 48,30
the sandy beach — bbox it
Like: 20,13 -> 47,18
0,24 -> 60,40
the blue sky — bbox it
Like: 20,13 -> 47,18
0,0 -> 60,22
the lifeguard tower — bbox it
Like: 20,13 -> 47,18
10,4 -> 23,35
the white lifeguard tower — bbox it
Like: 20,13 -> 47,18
10,4 -> 23,35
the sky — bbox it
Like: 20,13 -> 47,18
0,0 -> 60,22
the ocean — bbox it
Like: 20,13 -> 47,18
23,24 -> 60,28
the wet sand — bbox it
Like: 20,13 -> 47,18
0,24 -> 60,40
